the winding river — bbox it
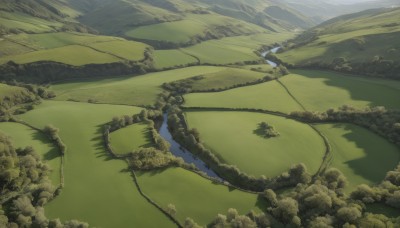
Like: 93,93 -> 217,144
261,46 -> 281,67
157,47 -> 281,179
159,114 -> 221,179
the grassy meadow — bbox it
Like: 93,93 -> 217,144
153,49 -> 198,69
18,101 -> 175,228
110,123 -> 153,154
0,32 -> 149,65
52,66 -> 253,106
184,80 -> 302,113
280,70 -> 400,111
316,123 -> 400,191
137,167 -> 263,225
185,111 -> 326,177
0,122 -> 61,185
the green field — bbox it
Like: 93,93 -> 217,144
0,122 -> 61,185
185,111 -> 326,177
0,45 -> 121,66
52,66 -> 240,106
0,11 -> 63,33
316,123 -> 400,191
177,67 -> 267,91
18,101 -> 175,228
125,13 -> 267,44
153,49 -> 198,69
0,32 -> 149,65
137,167 -> 263,225
110,123 -> 153,154
184,80 -> 302,113
280,70 -> 400,111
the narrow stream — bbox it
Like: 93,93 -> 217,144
261,46 -> 281,67
159,114 -> 222,180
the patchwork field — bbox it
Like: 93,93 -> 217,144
316,123 -> 400,191
18,101 -> 175,228
280,70 -> 400,111
137,167 -> 263,225
0,122 -> 61,185
0,32 -> 149,65
51,66 -> 256,106
184,80 -> 302,113
153,49 -> 198,69
185,111 -> 326,177
110,123 -> 153,154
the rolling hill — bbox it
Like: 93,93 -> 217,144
277,7 -> 400,79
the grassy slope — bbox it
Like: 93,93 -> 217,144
0,32 -> 149,65
19,101 -> 174,228
52,66 -> 234,106
0,11 -> 64,33
182,33 -> 294,65
109,123 -> 153,155
0,122 -> 61,185
0,45 -> 120,66
316,124 -> 399,191
185,111 -> 326,177
125,13 -> 267,44
184,80 -> 302,113
153,49 -> 198,69
280,70 -> 400,111
278,8 -> 400,65
190,68 -> 266,91
137,167 -> 263,225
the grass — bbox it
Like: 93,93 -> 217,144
137,167 -> 264,225
280,70 -> 400,111
110,123 -> 153,154
278,8 -> 400,65
239,64 -> 275,73
185,111 -> 326,177
51,66 -> 233,106
315,123 -> 400,191
184,80 -> 302,113
0,32 -> 149,65
0,122 -> 61,185
366,203 -> 400,218
176,68 -> 267,91
125,13 -> 268,44
126,19 -> 207,43
0,11 -> 63,33
87,40 -> 149,61
0,45 -> 121,66
153,49 -> 198,69
19,101 -> 175,228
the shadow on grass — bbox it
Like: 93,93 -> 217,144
32,131 -> 61,161
327,123 -> 399,184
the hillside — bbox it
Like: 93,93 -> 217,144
277,7 -> 400,79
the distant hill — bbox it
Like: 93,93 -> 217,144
277,7 -> 400,79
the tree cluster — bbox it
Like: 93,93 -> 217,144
43,125 -> 66,155
0,132 -> 87,227
128,148 -> 183,171
257,122 -> 280,138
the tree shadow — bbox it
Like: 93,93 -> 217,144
328,123 -> 399,184
292,69 -> 400,109
32,131 -> 61,160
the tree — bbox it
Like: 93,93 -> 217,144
336,205 -> 362,223
184,217 -> 202,228
167,204 -> 176,216
272,198 -> 299,224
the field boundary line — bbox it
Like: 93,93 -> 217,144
178,48 -> 201,64
276,78 -> 307,111
78,44 -> 128,61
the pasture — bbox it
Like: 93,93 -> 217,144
184,80 -> 302,113
280,70 -> 400,111
0,122 -> 61,185
316,123 -> 399,191
51,66 -> 240,106
137,167 -> 263,225
18,101 -> 175,228
110,123 -> 153,154
153,49 -> 198,69
185,111 -> 326,177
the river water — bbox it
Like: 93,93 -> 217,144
261,46 -> 281,67
159,114 -> 221,179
